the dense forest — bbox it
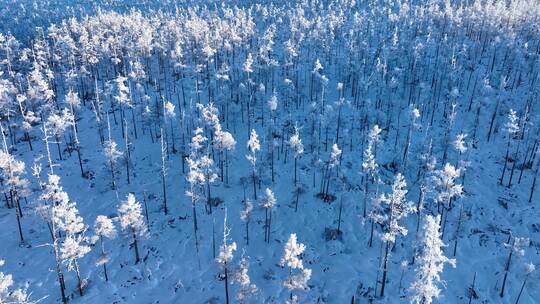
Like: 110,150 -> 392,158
0,0 -> 539,303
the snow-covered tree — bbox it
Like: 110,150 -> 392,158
500,236 -> 529,298
65,90 -> 85,177
246,129 -> 260,200
280,233 -> 311,303
402,108 -> 421,168
104,116 -> 122,190
515,262 -> 535,304
321,143 -> 342,200
45,109 -> 73,160
185,127 -> 209,250
93,215 -> 117,281
261,188 -> 276,243
163,100 -> 176,153
243,53 -> 254,74
368,125 -> 383,158
453,133 -> 468,155
234,253 -> 258,303
216,209 -> 236,304
0,130 -> 30,242
0,259 -> 33,303
329,143 -> 342,168
362,141 -> 378,218
430,163 -> 463,237
371,173 -> 415,297
215,128 -> 236,184
160,128 -> 169,214
199,154 -> 218,214
409,215 -> 456,304
289,125 -> 304,184
42,175 -> 90,297
500,109 -> 520,185
113,75 -> 131,132
38,174 -> 72,304
60,234 -> 90,296
240,199 -> 253,245
118,193 -> 147,264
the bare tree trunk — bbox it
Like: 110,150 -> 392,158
224,265 -> 230,304
514,273 -> 530,304
132,231 -> 140,264
468,272 -> 476,304
380,241 -> 390,297
500,238 -> 514,298
75,262 -> 83,296
162,172 -> 168,215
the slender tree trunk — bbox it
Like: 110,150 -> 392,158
224,265 -> 230,304
267,209 -> 272,243
453,204 -> 464,256
514,273 -> 530,304
162,173 -> 168,215
143,191 -> 150,229
468,272 -> 476,304
75,262 -> 83,296
500,239 -> 514,298
500,139 -> 511,185
264,208 -> 268,242
15,197 -> 24,243
252,169 -> 257,200
529,162 -> 539,203
380,241 -> 390,297
132,231 -> 140,264
245,219 -> 249,245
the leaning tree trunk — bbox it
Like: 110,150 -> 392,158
380,241 -> 390,297
500,238 -> 514,298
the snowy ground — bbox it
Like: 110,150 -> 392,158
0,1 -> 539,304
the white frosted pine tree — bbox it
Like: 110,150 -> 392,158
0,131 -> 30,243
45,109 -> 73,161
163,100 -> 176,153
93,215 -> 117,281
38,174 -> 74,304
118,193 -> 148,264
280,233 -> 311,303
46,178 -> 90,298
499,236 -> 529,298
0,259 -> 33,303
243,53 -> 254,74
186,127 -> 208,252
430,163 -> 463,238
113,75 -> 131,138
321,143 -> 342,200
104,115 -> 123,190
409,215 -> 456,304
372,173 -> 416,297
234,253 -> 258,303
500,109 -> 520,185
246,129 -> 260,200
214,123 -> 236,184
216,209 -> 236,304
60,234 -> 91,297
65,90 -> 85,177
362,141 -> 378,218
368,124 -> 383,158
199,154 -> 218,214
261,188 -> 276,243
240,199 -> 253,245
160,128 -> 169,215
